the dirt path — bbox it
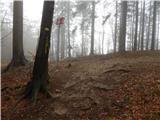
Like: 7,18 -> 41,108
2,51 -> 160,120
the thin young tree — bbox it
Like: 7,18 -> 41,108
67,0 -> 71,57
114,1 -> 118,52
23,1 -> 55,103
140,1 -> 145,51
118,1 -> 128,52
90,1 -> 95,55
133,1 -> 138,51
151,1 -> 157,50
146,2 -> 152,50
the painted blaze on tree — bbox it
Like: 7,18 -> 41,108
23,1 -> 55,103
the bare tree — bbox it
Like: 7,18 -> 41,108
133,1 -> 138,51
151,1 -> 157,50
140,1 -> 145,50
118,1 -> 128,52
3,1 -> 27,73
23,1 -> 55,103
90,1 -> 95,55
114,1 -> 118,52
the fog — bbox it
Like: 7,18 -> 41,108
1,0 -> 160,64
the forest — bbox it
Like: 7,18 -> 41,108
1,0 -> 160,120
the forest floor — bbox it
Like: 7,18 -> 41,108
1,51 -> 160,120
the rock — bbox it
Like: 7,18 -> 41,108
54,103 -> 68,115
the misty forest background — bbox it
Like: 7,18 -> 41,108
1,0 -> 160,64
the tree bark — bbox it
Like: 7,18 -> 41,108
67,1 -> 71,57
24,1 -> 54,103
146,2 -> 151,50
118,1 -> 127,52
114,1 -> 118,52
151,1 -> 157,50
3,1 -> 27,73
133,1 -> 138,51
90,1 -> 95,55
140,1 -> 145,51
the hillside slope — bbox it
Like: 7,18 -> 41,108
2,51 -> 160,120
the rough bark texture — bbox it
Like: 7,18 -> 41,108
24,1 -> 54,103
90,1 -> 95,55
3,1 -> 27,73
134,1 -> 138,51
151,1 -> 157,50
118,1 -> 127,52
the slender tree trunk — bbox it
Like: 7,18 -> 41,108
138,1 -> 143,50
118,1 -> 128,52
56,24 -> 60,62
90,1 -> 95,55
156,9 -> 159,50
61,25 -> 65,59
81,24 -> 84,56
102,26 -> 104,54
141,1 -> 145,51
67,1 -> 71,57
24,1 -> 54,103
151,1 -> 157,50
146,2 -> 151,50
134,1 -> 138,51
114,1 -> 118,52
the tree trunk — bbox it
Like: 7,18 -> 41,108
90,1 -> 95,55
61,25 -> 65,59
134,1 -> 138,51
146,2 -> 151,50
24,1 -> 54,103
3,1 -> 27,73
102,26 -> 104,54
56,24 -> 60,62
141,1 -> 145,51
138,2 -> 143,50
118,1 -> 127,52
114,1 -> 118,52
156,8 -> 159,50
67,1 -> 71,57
81,24 -> 84,56
151,1 -> 157,50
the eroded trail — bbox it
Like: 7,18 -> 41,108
2,51 -> 160,120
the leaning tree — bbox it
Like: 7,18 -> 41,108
22,1 -> 55,103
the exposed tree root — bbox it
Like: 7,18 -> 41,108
2,58 -> 28,74
12,76 -> 53,112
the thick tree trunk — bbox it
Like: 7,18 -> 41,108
134,1 -> 138,51
90,1 -> 95,55
118,1 -> 127,52
24,1 -> 54,103
151,1 -> 157,50
3,1 -> 27,73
